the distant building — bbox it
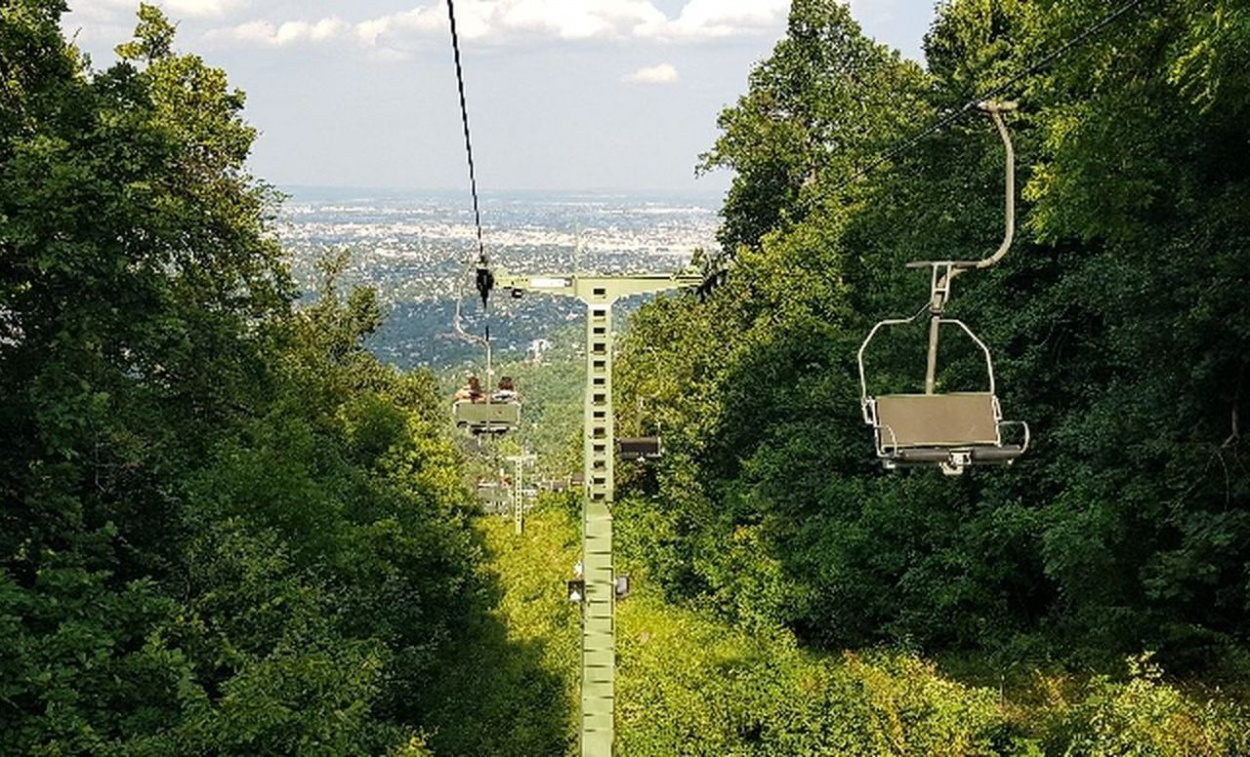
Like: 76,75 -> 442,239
528,338 -> 553,363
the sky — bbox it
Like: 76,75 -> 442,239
63,1 -> 939,193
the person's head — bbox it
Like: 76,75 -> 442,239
499,376 -> 515,391
467,375 -> 482,391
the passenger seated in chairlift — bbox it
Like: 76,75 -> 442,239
454,375 -> 484,402
492,376 -> 517,403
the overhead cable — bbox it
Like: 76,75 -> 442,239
833,0 -> 1151,194
446,0 -> 487,266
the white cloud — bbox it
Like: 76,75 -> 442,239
70,0 -> 250,21
353,0 -> 665,50
163,0 -> 249,18
215,17 -> 347,47
206,0 -> 787,55
499,0 -> 667,41
66,0 -> 139,15
622,62 -> 679,84
665,0 -> 789,40
353,5 -> 448,52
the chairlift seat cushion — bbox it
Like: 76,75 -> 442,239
454,400 -> 521,430
969,445 -> 1025,462
875,392 -> 1000,448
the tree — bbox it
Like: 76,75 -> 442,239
620,0 -> 1250,670
1,5 -> 476,751
698,0 -> 927,253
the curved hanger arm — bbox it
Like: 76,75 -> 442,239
975,101 -> 1016,271
453,260 -> 495,409
453,261 -> 490,349
905,101 -> 1017,275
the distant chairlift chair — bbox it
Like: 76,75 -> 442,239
453,398 -> 521,435
858,101 -> 1030,476
476,481 -> 511,514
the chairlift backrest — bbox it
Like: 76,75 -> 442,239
454,399 -> 521,433
874,393 -> 1000,449
617,436 -> 662,461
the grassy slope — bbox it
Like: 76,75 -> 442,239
428,331 -> 1250,756
425,501 -> 1250,756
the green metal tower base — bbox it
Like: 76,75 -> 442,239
494,270 -> 701,757
581,299 -> 616,755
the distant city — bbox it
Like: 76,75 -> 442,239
278,188 -> 722,369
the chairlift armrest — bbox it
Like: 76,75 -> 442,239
998,420 -> 1030,453
861,398 -> 878,427
877,422 -> 900,455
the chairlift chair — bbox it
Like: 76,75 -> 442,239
859,316 -> 1028,475
476,481 -> 511,514
858,101 -> 1030,476
450,259 -> 519,434
619,396 -> 663,462
453,398 -> 521,435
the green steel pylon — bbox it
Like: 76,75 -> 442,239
494,270 -> 701,757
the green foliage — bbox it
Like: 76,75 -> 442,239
618,0 -> 1250,677
475,508 -> 1250,755
1030,655 -> 1250,756
618,597 -> 1012,756
420,497 -> 580,756
0,567 -> 183,754
1,6 -> 477,753
698,0 -> 927,251
132,521 -> 410,756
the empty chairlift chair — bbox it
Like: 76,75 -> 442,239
476,481 -> 511,514
859,318 -> 1028,475
857,100 -> 1030,476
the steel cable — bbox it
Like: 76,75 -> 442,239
832,0 -> 1151,195
446,0 -> 487,267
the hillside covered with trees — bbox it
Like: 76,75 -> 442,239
4,0 -> 1250,754
618,0 -> 1250,690
0,4 -> 493,752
